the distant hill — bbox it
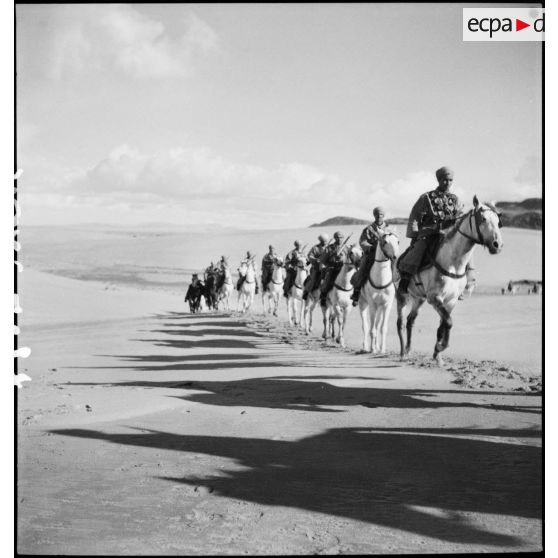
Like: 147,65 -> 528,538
495,198 -> 542,230
310,216 -> 369,227
310,215 -> 409,228
496,198 -> 542,211
311,198 -> 542,231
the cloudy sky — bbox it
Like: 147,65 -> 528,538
17,3 -> 542,228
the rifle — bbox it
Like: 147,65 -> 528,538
336,232 -> 353,256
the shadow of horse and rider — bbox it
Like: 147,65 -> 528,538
51,423 -> 541,547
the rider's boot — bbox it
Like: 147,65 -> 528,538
397,272 -> 412,295
302,291 -> 309,301
351,287 -> 360,307
320,290 -> 328,307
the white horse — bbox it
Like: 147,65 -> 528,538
396,196 -> 503,365
262,260 -> 284,317
237,261 -> 257,313
286,254 -> 308,327
218,267 -> 234,311
322,244 -> 361,347
359,230 -> 400,353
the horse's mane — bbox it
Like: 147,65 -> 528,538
441,209 -> 473,243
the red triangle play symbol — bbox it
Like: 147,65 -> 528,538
516,19 -> 530,31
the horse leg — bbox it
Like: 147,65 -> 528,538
431,298 -> 453,365
337,306 -> 347,348
287,297 -> 293,326
321,305 -> 329,340
396,293 -> 408,359
371,303 -> 380,354
308,298 -> 315,333
329,302 -> 337,341
379,297 -> 394,354
405,297 -> 424,355
297,297 -> 303,327
358,297 -> 371,353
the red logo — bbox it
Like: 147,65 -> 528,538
516,19 -> 530,31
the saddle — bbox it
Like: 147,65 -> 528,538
397,234 -> 444,274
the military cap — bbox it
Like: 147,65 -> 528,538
294,240 -> 301,248
373,206 -> 385,216
318,233 -> 329,242
334,231 -> 344,240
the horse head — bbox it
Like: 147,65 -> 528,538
344,244 -> 362,269
295,253 -> 308,268
378,230 -> 400,262
471,195 -> 503,254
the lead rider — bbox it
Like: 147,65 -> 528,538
398,166 -> 475,294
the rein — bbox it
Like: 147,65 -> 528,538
334,283 -> 353,292
456,211 -> 482,244
368,276 -> 393,290
429,205 -> 500,279
368,233 -> 396,288
426,251 -> 466,279
271,278 -> 283,285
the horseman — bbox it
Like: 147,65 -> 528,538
283,240 -> 305,298
237,251 -> 259,293
302,233 -> 329,301
216,255 -> 229,289
319,231 -> 350,306
398,166 -> 475,294
261,245 -> 280,292
204,261 -> 216,282
190,273 -> 202,288
350,206 -> 389,306
185,273 -> 204,311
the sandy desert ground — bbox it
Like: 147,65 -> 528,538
17,226 -> 542,555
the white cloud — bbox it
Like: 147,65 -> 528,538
37,5 -> 219,80
26,143 -> 528,228
20,143 -> 442,226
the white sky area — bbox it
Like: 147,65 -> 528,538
17,3 -> 542,229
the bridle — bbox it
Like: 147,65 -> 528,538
239,262 -> 256,284
374,232 -> 398,263
367,233 -> 397,290
334,246 -> 359,291
456,206 -> 502,246
294,259 -> 307,289
427,205 -> 502,280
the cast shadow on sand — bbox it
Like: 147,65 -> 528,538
146,328 -> 265,338
65,375 -> 541,415
131,338 -> 262,350
50,425 -> 541,547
